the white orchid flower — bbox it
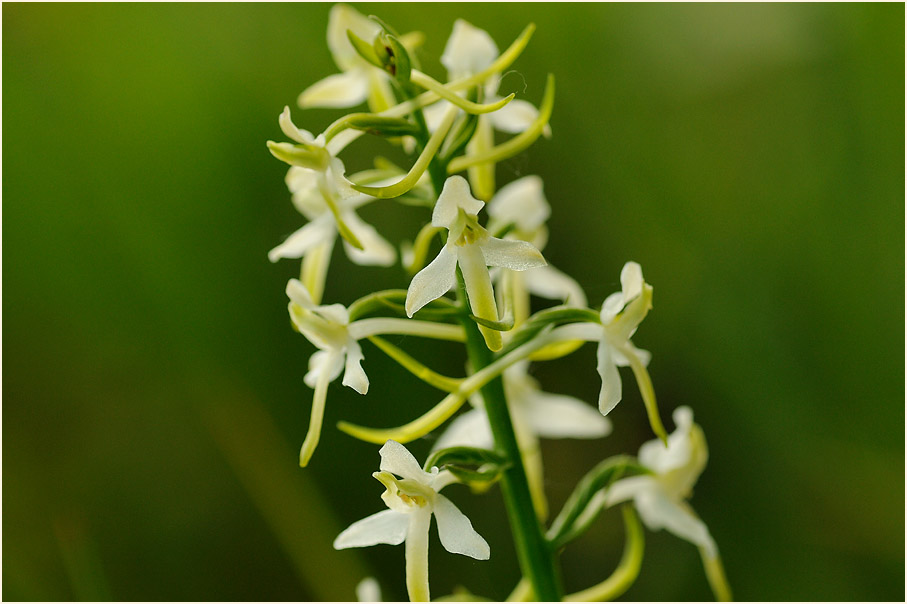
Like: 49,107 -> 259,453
605,406 -> 725,590
595,261 -> 654,417
297,4 -> 396,111
543,261 -> 665,441
269,107 -> 395,302
286,280 -> 464,466
487,176 -> 587,311
270,164 -> 396,267
405,176 -> 547,351
334,440 -> 490,602
605,406 -> 716,555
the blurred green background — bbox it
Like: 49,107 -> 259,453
3,3 -> 903,601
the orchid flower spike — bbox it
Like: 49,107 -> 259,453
334,440 -> 490,602
287,280 -> 464,466
606,407 -> 731,600
405,176 -> 546,351
297,4 -> 400,111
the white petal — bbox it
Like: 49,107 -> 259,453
405,509 -> 432,602
611,343 -> 651,368
480,237 -> 547,271
342,339 -> 369,394
620,261 -> 645,301
432,176 -> 484,229
286,278 -> 316,309
441,20 -> 499,80
327,158 -> 357,200
487,175 -> 549,232
432,408 -> 493,452
342,211 -> 397,267
327,3 -> 382,72
405,245 -> 458,317
433,495 -> 490,560
269,219 -> 335,263
279,106 -> 317,144
299,70 -> 370,109
600,291 -> 625,324
522,264 -> 587,307
635,490 -> 716,557
489,98 -> 539,134
379,440 -> 428,482
333,509 -> 410,549
605,475 -> 657,507
524,390 -> 612,439
596,339 -> 622,415
304,350 -> 344,389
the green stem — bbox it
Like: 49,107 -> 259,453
457,273 -> 561,601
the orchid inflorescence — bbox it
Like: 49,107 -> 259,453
267,5 -> 731,602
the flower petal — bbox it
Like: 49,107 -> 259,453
342,338 -> 369,394
596,339 -> 622,415
523,390 -> 612,439
269,219 -> 335,263
605,475 -> 657,507
342,211 -> 397,267
298,70 -> 370,109
522,264 -> 587,307
405,245 -> 458,317
278,106 -> 317,144
333,509 -> 410,549
379,440 -> 427,482
304,349 -> 344,389
326,3 -> 382,72
405,509 -> 432,602
433,495 -> 490,560
487,175 -> 549,233
481,237 -> 547,272
489,98 -> 539,134
459,243 -> 502,351
441,19 -> 499,80
286,278 -> 317,309
432,176 -> 485,229
621,261 -> 645,301
635,490 -> 717,558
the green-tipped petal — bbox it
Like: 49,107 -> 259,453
267,141 -> 329,171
